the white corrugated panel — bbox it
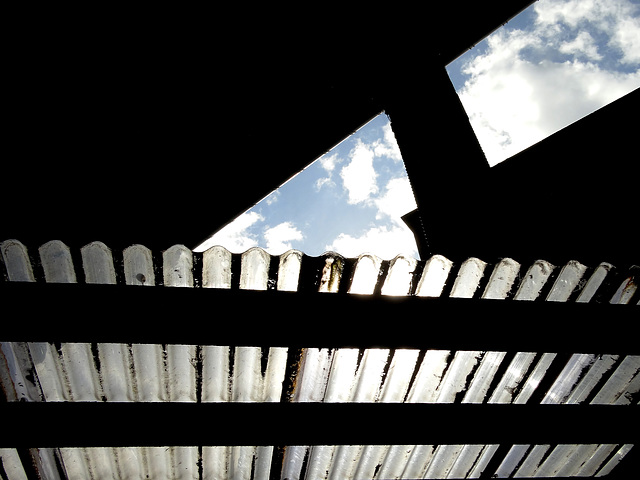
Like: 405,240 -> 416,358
348,254 -> 382,294
499,351 -> 639,478
513,353 -> 558,404
81,241 -> 117,285
405,350 -> 452,403
0,448 -> 28,480
163,244 -> 194,287
546,260 -> 587,302
1,239 -> 638,479
277,250 -> 303,292
592,355 -> 640,405
449,257 -> 486,299
202,246 -> 232,289
481,258 -> 520,299
576,262 -> 614,303
240,247 -> 270,290
39,240 -> 77,283
513,260 -> 554,301
595,444 -> 634,477
381,255 -> 417,296
1,239 -> 35,282
123,244 -> 155,286
379,349 -> 420,402
610,271 -> 638,304
488,352 -> 537,404
415,254 -> 453,297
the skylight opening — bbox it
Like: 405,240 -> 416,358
194,113 -> 420,260
446,0 -> 640,167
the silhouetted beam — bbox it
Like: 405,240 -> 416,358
1,403 -> 637,448
1,282 -> 638,355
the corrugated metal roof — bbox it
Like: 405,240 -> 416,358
0,239 -> 638,479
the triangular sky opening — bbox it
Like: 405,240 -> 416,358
194,113 -> 419,260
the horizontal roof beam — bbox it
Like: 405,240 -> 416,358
1,282 -> 638,354
1,402 -> 637,447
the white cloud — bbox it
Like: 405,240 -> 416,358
335,118 -> 404,199
327,175 -> 419,259
194,211 -> 264,253
559,31 -> 602,61
329,122 -> 417,257
457,0 -> 640,166
263,221 -> 303,255
534,0 -> 640,63
319,152 -> 339,173
314,177 -> 333,190
611,16 -> 640,64
534,0 -> 636,31
326,224 -> 418,260
535,0 -> 601,28
375,176 -> 417,220
340,139 -> 378,204
373,121 -> 403,162
315,152 -> 339,191
265,190 -> 280,205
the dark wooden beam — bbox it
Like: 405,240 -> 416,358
1,402 -> 637,448
1,282 -> 638,355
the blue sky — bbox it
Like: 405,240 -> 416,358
446,0 -> 639,166
194,114 -> 419,259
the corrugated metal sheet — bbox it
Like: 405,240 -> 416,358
1,239 -> 638,479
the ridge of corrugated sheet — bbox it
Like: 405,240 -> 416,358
0,239 -> 638,480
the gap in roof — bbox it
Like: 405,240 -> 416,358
194,113 -> 420,260
446,0 -> 640,167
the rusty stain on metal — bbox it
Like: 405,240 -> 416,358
318,254 -> 344,293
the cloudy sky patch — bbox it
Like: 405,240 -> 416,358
447,0 -> 640,166
195,114 -> 420,259
264,221 -> 304,255
340,140 -> 379,205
